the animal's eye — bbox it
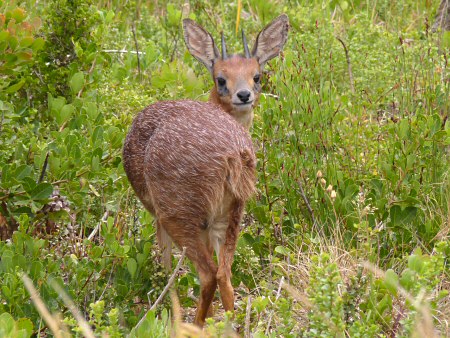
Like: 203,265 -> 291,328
253,74 -> 261,83
217,77 -> 226,86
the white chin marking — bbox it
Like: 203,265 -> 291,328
232,103 -> 253,113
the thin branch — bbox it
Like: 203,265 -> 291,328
98,262 -> 116,301
298,179 -> 316,225
38,152 -> 49,183
131,22 -> 141,79
432,0 -> 450,32
265,277 -> 284,335
170,37 -> 178,63
261,93 -> 280,99
87,211 -> 109,241
0,111 -> 3,135
336,37 -> 355,93
22,274 -> 63,338
244,296 -> 252,338
135,247 -> 187,330
102,49 -> 145,54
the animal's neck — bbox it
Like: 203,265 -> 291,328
209,88 -> 254,131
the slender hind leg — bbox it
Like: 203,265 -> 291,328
201,231 -> 216,318
217,199 -> 244,312
161,218 -> 218,327
194,259 -> 218,326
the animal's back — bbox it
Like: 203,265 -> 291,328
122,100 -> 256,222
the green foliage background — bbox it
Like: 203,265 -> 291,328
0,0 -> 449,336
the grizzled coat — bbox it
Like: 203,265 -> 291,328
123,14 -> 289,326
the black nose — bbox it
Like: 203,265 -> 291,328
237,90 -> 251,103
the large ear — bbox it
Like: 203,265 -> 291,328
183,19 -> 220,72
252,14 -> 289,67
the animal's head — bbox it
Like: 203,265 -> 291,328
183,15 -> 289,128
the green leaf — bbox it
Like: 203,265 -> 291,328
48,94 -> 66,112
1,285 -> 11,298
253,296 -> 269,313
56,104 -> 75,125
384,269 -> 399,295
91,126 -> 104,145
8,36 -> 18,51
16,318 -> 33,337
5,79 -> 25,93
127,258 -> 137,279
105,10 -> 115,23
14,165 -> 32,181
389,205 -> 417,226
29,182 -> 53,200
1,250 -> 14,272
408,254 -> 424,274
400,268 -> 415,290
16,51 -> 32,61
0,31 -> 10,42
30,261 -> 43,279
20,36 -> 34,48
83,101 -> 98,120
11,8 -> 26,23
0,313 -> 15,336
274,245 -> 290,256
376,294 -> 392,315
31,37 -> 45,51
69,72 -> 84,94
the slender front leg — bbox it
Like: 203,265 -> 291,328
194,263 -> 218,326
159,218 -> 218,327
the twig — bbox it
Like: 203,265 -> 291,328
0,111 -> 3,135
131,22 -> 141,79
22,274 -> 63,338
135,247 -> 187,330
102,49 -> 145,54
261,93 -> 280,99
336,37 -> 355,93
187,291 -> 199,303
265,277 -> 284,335
49,279 -> 96,338
77,58 -> 97,98
244,296 -> 252,338
98,262 -> 116,301
87,211 -> 109,241
37,152 -> 49,183
298,179 -> 316,225
33,69 -> 45,84
150,247 -> 186,310
432,0 -> 449,32
0,191 -> 26,201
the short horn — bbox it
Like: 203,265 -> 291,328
242,29 -> 250,58
221,32 -> 227,59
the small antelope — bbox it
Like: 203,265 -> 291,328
123,15 -> 289,326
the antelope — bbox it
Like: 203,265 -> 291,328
122,14 -> 289,326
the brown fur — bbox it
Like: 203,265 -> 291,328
123,15 -> 289,326
122,100 -> 255,326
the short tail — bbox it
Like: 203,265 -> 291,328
156,221 -> 173,271
226,149 -> 256,202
